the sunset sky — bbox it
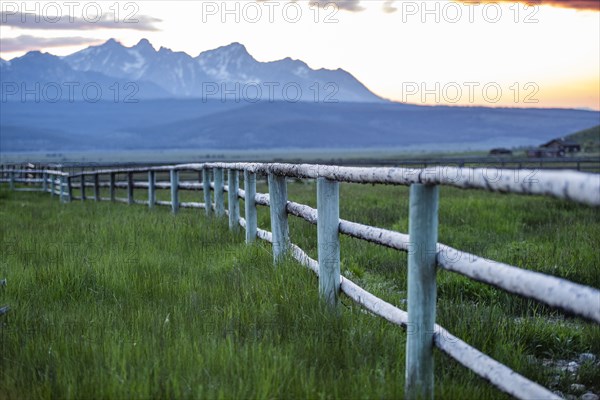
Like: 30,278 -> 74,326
1,0 -> 599,109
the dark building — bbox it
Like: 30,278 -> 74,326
540,138 -> 581,155
526,138 -> 582,158
526,148 -> 561,158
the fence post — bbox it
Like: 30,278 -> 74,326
405,184 -> 439,400
49,173 -> 55,197
127,172 -> 134,205
42,172 -> 48,193
67,176 -> 73,202
214,168 -> 225,217
60,175 -> 66,203
9,171 -> 14,191
109,173 -> 116,202
228,170 -> 240,231
268,174 -> 289,264
171,169 -> 179,214
203,168 -> 212,216
94,173 -> 100,201
244,170 -> 257,244
81,175 -> 86,201
317,178 -> 340,307
148,170 -> 155,208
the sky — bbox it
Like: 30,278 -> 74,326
1,0 -> 599,109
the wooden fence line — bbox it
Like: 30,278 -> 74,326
40,162 -> 599,206
4,167 -> 600,320
2,162 -> 599,400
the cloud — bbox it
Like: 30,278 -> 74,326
0,11 -> 162,31
0,35 -> 104,52
382,1 -> 398,13
453,1 -> 599,12
276,0 -> 600,14
308,0 -> 365,12
257,0 -> 364,12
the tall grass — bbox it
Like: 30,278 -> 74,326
1,180 -> 598,399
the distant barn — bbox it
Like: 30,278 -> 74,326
541,138 -> 581,155
526,148 -> 560,158
527,138 -> 582,158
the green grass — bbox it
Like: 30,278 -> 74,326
566,125 -> 600,144
1,182 -> 599,399
565,124 -> 600,153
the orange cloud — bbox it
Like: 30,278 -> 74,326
455,1 -> 599,12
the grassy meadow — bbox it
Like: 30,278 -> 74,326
1,177 -> 599,399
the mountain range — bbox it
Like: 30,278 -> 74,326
1,39 -> 381,102
1,39 -> 599,154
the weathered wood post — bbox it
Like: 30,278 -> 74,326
81,175 -> 86,201
127,172 -> 134,205
9,171 -> 14,191
148,170 -> 156,209
94,173 -> 100,201
42,172 -> 48,193
268,173 -> 289,264
67,176 -> 73,202
170,169 -> 179,214
59,175 -> 67,203
244,170 -> 257,244
203,168 -> 212,216
109,172 -> 116,202
214,168 -> 225,217
317,178 -> 340,307
405,184 -> 439,400
49,173 -> 55,197
228,169 -> 240,231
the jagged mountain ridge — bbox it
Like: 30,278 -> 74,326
0,50 -> 171,100
59,39 -> 383,102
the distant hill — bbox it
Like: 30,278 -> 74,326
565,125 -> 600,152
566,125 -> 600,143
1,99 -> 599,152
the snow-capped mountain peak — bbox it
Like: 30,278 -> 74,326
135,38 -> 153,49
57,39 -> 381,102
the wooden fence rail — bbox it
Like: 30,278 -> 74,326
2,162 -> 599,400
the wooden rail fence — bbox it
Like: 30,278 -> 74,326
2,163 -> 600,400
